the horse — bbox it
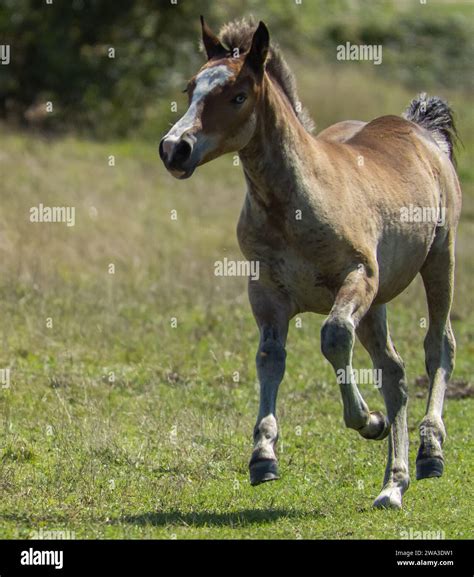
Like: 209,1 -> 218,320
159,17 -> 461,509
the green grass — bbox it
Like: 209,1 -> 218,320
0,66 -> 473,539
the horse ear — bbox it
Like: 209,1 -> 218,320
200,16 -> 227,60
246,21 -> 270,76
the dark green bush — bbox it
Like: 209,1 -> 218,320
0,0 -> 471,139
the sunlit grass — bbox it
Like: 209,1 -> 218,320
0,73 -> 472,541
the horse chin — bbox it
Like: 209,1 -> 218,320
169,165 -> 196,180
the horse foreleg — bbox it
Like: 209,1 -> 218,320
321,266 -> 390,440
248,281 -> 291,486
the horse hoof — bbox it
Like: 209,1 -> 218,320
373,491 -> 403,510
359,411 -> 390,440
249,459 -> 279,486
416,456 -> 444,480
373,483 -> 405,509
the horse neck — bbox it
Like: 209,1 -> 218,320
239,73 -> 314,208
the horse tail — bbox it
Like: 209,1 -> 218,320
403,93 -> 459,165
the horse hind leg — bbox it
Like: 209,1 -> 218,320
417,236 -> 456,480
356,304 -> 409,509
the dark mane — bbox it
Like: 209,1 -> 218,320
209,17 -> 315,133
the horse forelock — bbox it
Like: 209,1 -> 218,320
200,16 -> 315,133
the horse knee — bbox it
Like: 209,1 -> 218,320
256,338 -> 286,383
321,317 -> 354,367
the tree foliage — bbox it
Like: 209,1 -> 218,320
0,0 -> 471,139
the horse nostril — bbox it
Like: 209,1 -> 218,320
173,139 -> 192,166
160,137 -> 193,170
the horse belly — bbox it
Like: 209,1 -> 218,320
376,225 -> 436,303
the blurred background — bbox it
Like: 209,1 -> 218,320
0,0 -> 472,539
1,0 -> 473,138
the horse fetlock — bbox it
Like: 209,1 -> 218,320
343,406 -> 370,431
341,391 -> 370,431
254,414 -> 278,436
250,417 -> 279,480
419,417 -> 446,452
417,437 -> 444,463
388,466 -> 410,489
253,415 -> 278,449
417,419 -> 445,479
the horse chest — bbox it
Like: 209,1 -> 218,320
252,244 -> 336,314
238,210 -> 340,313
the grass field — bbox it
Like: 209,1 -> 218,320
0,64 -> 473,539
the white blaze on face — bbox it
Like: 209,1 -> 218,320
165,65 -> 233,143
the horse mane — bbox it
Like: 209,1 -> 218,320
212,17 -> 315,134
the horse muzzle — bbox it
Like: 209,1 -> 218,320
159,134 -> 197,179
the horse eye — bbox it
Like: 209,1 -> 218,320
232,93 -> 247,105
